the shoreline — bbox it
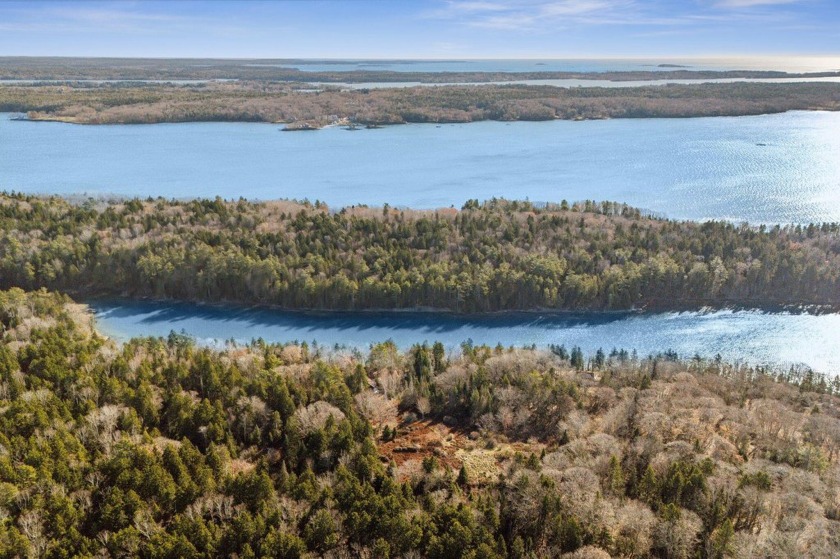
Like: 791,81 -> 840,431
83,294 -> 840,374
11,106 -> 840,128
82,293 -> 840,319
5,80 -> 839,126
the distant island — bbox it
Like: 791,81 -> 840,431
1,56 -> 838,83
2,80 -> 839,127
2,56 -> 840,126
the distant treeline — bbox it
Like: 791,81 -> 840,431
0,194 -> 838,312
1,80 -> 839,125
2,55 -> 840,82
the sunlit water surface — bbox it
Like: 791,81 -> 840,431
2,111 -> 840,223
325,77 -> 840,89
90,300 -> 840,374
4,108 -> 840,368
262,57 -> 840,74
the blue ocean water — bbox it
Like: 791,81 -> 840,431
2,111 -> 839,223
259,57 -> 840,74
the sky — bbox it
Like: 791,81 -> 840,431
0,0 -> 838,59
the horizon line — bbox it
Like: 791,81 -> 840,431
2,54 -> 840,61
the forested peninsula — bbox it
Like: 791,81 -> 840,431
1,287 -> 840,558
2,81 -> 839,125
1,194 -> 838,312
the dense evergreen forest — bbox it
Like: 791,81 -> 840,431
0,194 -> 838,312
1,287 -> 839,558
2,80 -> 839,125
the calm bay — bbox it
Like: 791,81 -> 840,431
3,111 -> 840,224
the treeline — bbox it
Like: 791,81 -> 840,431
1,287 -> 840,557
2,80 -> 839,125
2,56 -> 839,82
1,194 -> 839,312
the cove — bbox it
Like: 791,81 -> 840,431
89,299 -> 840,374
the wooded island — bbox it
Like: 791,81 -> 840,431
2,81 -> 839,126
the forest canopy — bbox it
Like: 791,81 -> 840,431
0,194 -> 838,312
2,80 -> 839,125
0,288 -> 839,558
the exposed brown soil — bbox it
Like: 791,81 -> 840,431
379,420 -> 469,471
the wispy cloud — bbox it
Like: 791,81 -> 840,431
429,0 -> 651,30
0,2 -> 258,37
47,6 -> 183,26
715,0 -> 801,7
429,0 -> 806,31
0,0 -> 834,58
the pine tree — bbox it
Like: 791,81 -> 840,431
457,465 -> 469,486
639,465 -> 660,508
707,519 -> 734,559
607,455 -> 626,497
